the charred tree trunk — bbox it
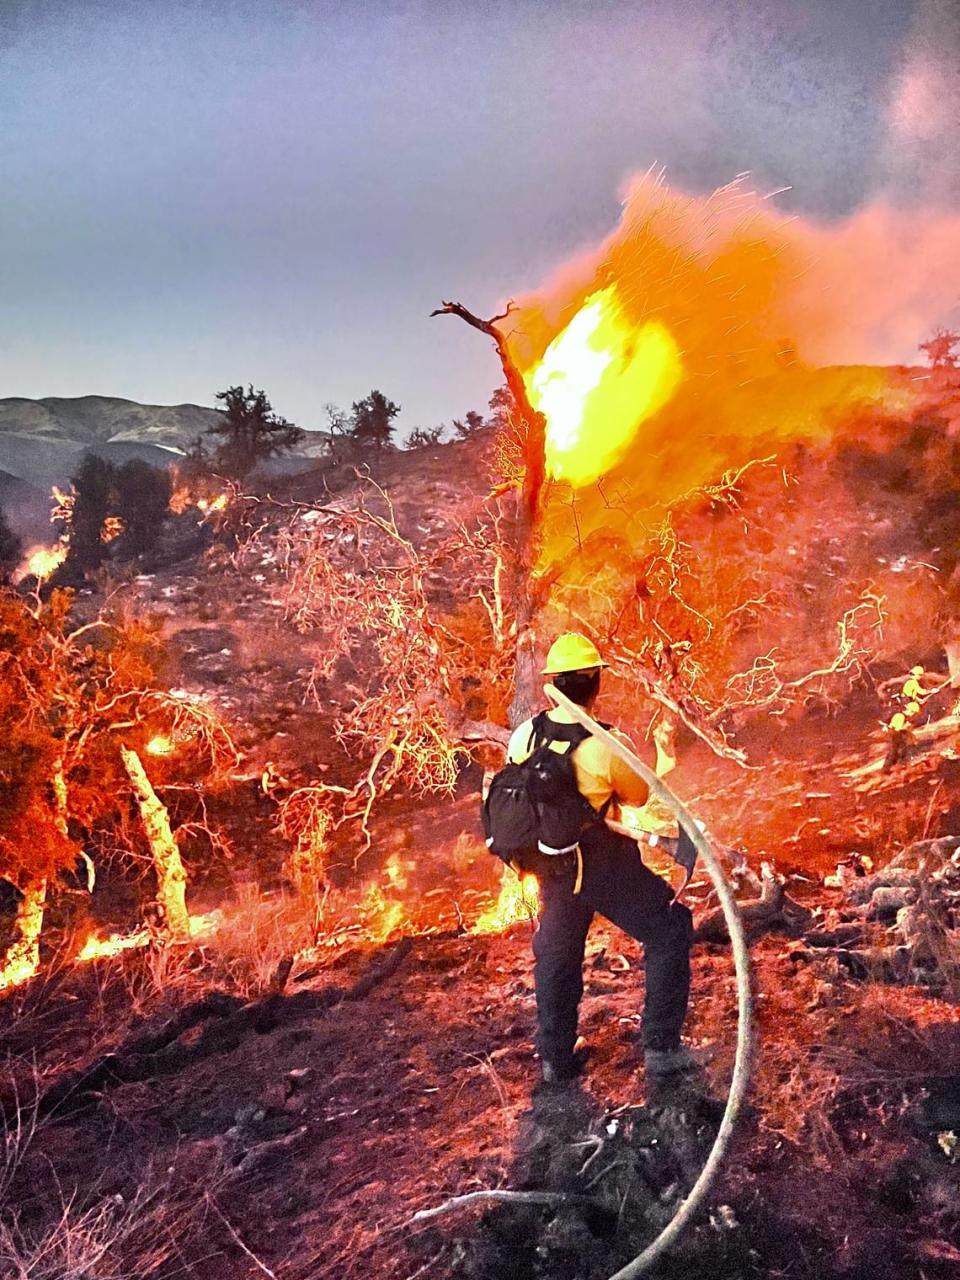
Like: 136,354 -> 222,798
0,878 -> 48,990
431,301 -> 547,726
121,745 -> 190,938
0,759 -> 73,989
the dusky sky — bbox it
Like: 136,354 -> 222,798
1,0 -> 957,438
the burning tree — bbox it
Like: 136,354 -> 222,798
57,454 -> 175,578
65,453 -> 116,575
113,458 -> 174,557
429,176 -> 925,762
0,586 -> 236,988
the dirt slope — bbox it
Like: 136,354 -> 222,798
3,908 -> 957,1280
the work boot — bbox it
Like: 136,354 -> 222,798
541,1046 -> 589,1085
644,1044 -> 700,1080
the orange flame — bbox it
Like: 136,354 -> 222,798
170,488 -> 229,516
523,284 -> 683,487
0,953 -> 41,991
17,542 -> 68,582
360,879 -> 407,943
0,912 -> 224,994
472,866 -> 540,934
76,910 -> 220,963
146,734 -> 175,756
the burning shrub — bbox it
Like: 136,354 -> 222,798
0,586 -> 236,989
276,475 -> 514,852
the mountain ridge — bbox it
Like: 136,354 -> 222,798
0,394 -> 331,490
0,394 -> 221,450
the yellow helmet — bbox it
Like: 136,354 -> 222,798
542,632 -> 608,675
911,665 -> 924,677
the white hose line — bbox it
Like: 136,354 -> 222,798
544,685 -> 755,1280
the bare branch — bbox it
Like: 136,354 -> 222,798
409,1188 -> 603,1225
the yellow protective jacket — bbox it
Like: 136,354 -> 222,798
506,707 -> 650,816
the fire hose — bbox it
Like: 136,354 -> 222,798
545,684 -> 754,1280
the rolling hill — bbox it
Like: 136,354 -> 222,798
0,395 -> 330,491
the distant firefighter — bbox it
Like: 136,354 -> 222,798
883,665 -> 930,771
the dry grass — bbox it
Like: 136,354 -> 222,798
0,1062 -> 219,1279
195,884 -> 317,999
0,1177 -> 206,1280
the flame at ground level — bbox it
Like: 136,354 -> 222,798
75,910 -> 221,963
170,488 -> 230,516
0,953 -> 41,991
472,866 -> 540,934
523,284 -> 683,487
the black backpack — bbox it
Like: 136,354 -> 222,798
482,712 -> 605,868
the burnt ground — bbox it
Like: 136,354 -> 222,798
2,867 -> 959,1280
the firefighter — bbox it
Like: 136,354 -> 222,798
883,666 -> 928,771
507,633 -> 695,1084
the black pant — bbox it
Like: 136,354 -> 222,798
532,826 -> 693,1064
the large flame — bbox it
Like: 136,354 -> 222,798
523,284 -> 683,487
17,542 -> 67,583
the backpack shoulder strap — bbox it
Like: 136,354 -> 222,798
529,711 -> 551,753
533,713 -> 592,753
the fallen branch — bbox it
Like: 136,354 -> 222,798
38,937 -> 414,1119
694,865 -> 812,944
789,944 -> 912,983
409,1188 -> 603,1224
227,1124 -> 311,1181
205,1195 -> 280,1278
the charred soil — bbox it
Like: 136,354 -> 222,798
2,902 -> 958,1279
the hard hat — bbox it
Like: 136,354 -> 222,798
542,632 -> 608,675
911,665 -> 924,677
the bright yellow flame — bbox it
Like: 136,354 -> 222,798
360,880 -> 407,943
170,490 -> 229,516
384,853 -> 410,891
472,867 -> 540,934
76,911 -> 220,963
198,494 -> 229,514
0,953 -> 41,991
76,930 -> 149,962
19,542 -> 68,582
523,284 -> 683,487
146,735 -> 174,756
